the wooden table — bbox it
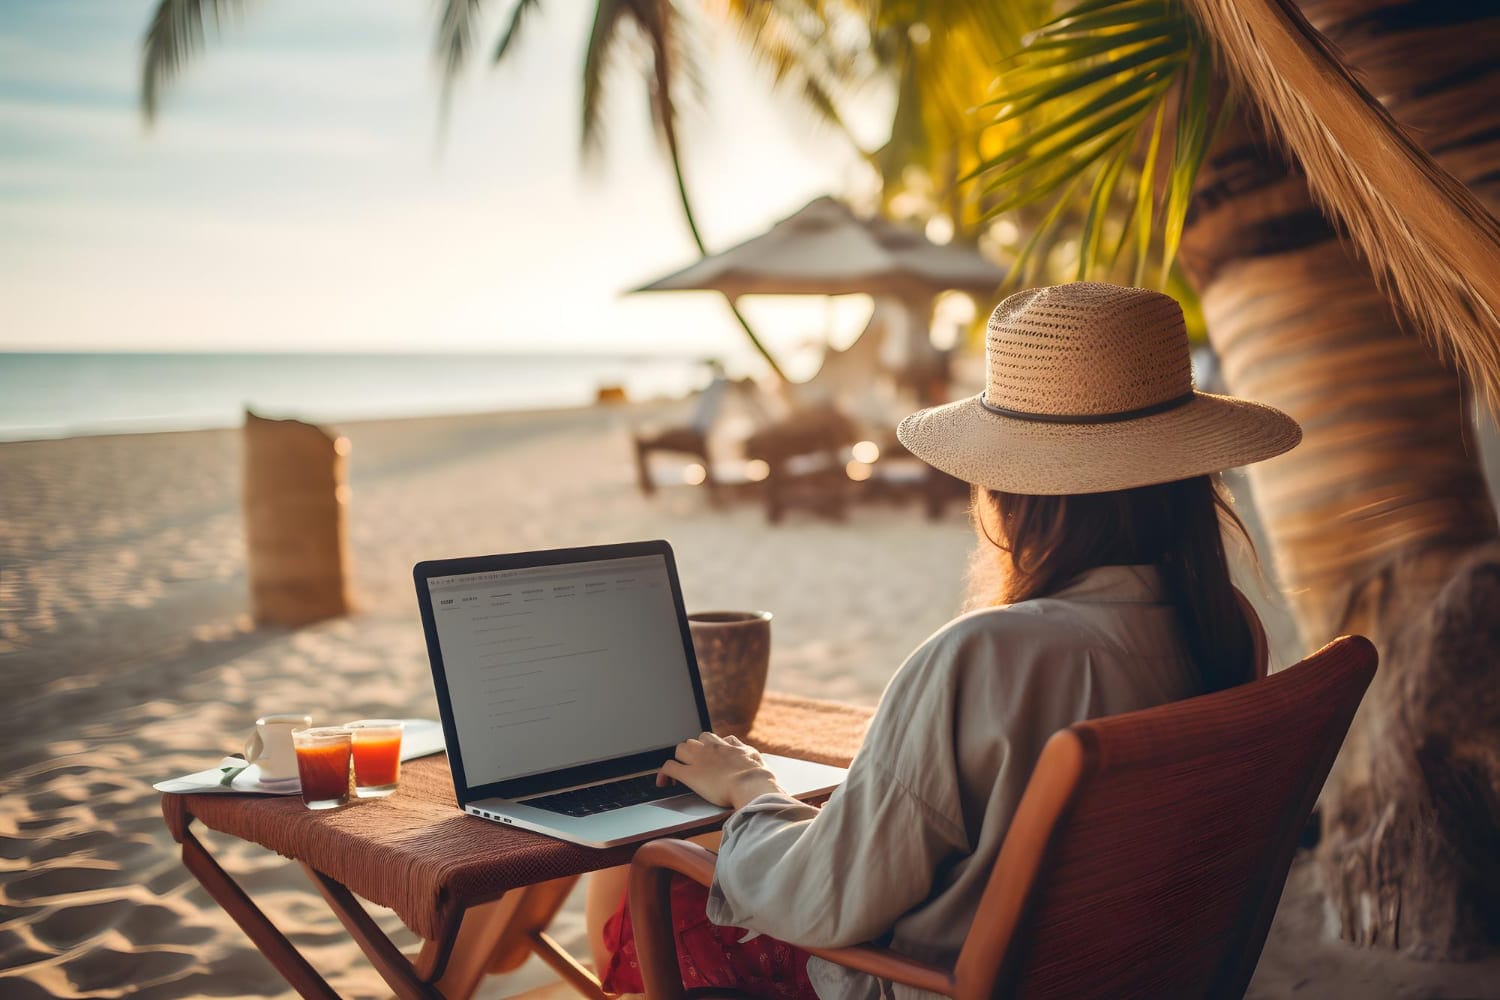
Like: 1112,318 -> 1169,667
161,693 -> 873,999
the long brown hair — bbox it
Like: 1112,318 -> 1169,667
972,475 -> 1256,693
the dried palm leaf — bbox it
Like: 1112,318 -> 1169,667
1179,0 -> 1500,405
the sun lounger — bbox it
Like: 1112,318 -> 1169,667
632,375 -> 730,501
743,403 -> 858,523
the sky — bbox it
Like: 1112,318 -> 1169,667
0,0 -> 888,359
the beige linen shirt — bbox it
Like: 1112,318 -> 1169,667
707,565 -> 1211,1000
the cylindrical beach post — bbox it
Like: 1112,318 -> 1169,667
242,409 -> 354,626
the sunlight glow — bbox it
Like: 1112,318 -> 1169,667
845,460 -> 873,482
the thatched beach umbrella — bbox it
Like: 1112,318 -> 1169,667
636,197 -> 1003,396
634,196 -> 1004,302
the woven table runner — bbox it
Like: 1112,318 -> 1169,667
164,692 -> 872,940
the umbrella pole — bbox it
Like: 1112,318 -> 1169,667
658,131 -> 789,384
724,295 -> 790,384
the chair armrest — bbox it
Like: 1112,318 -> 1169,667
628,839 -> 955,1000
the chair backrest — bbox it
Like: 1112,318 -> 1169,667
952,635 -> 1376,1000
688,376 -> 730,434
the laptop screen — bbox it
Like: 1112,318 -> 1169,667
425,553 -> 703,788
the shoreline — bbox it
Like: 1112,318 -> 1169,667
0,397 -> 670,447
0,349 -> 726,446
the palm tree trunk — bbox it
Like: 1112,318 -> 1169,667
1179,109 -> 1500,957
664,146 -> 790,384
643,11 -> 789,385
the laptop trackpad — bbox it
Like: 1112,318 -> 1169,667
649,795 -> 725,818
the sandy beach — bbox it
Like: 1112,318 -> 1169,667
2,400 -> 1497,999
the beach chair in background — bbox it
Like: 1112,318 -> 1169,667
795,313 -> 971,521
742,401 -> 859,523
629,635 -> 1377,999
632,374 -> 730,502
731,325 -> 887,524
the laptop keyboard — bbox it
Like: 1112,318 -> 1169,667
525,774 -> 685,817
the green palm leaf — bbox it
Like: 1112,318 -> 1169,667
981,40 -> 1184,119
1019,22 -> 1182,59
1008,172 -> 1090,288
1132,103 -> 1167,285
974,0 -> 1222,289
1159,51 -> 1224,285
1040,0 -> 1178,37
579,0 -> 631,162
978,88 -> 1164,194
967,75 -> 1167,176
140,0 -> 245,123
1077,134 -> 1134,279
720,0 -> 866,154
434,0 -> 487,131
493,0 -> 541,63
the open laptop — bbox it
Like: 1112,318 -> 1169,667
414,540 -> 847,848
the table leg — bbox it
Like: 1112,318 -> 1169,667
416,876 -> 603,1000
305,865 -> 444,1000
530,927 -> 607,999
171,823 -> 340,1000
420,892 -> 525,997
164,797 -> 604,1000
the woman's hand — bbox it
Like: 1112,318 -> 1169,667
658,732 -> 785,810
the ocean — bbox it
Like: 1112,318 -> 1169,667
0,351 -> 714,441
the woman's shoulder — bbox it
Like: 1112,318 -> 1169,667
867,601 -> 1117,768
899,599 -> 1107,685
944,596 -> 1107,646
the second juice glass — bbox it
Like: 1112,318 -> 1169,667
346,719 -> 404,798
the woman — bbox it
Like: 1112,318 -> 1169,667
588,282 -> 1301,999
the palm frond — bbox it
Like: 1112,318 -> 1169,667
1158,50 -> 1223,286
579,0 -> 630,163
140,0 -> 244,123
1178,0 -> 1500,406
626,0 -> 792,382
493,0 -> 541,63
973,0 -> 1215,289
1131,103 -> 1166,285
1007,172 -> 1090,288
856,0 -> 1049,237
1078,133 -> 1134,279
635,0 -> 688,156
434,0 -> 487,131
719,0 -> 867,155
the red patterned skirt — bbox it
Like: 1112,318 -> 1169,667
600,875 -> 817,998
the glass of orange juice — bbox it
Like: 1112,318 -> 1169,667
345,720 -> 404,798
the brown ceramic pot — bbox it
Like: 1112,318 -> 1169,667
688,611 -> 772,739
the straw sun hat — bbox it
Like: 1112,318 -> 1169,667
897,282 -> 1301,495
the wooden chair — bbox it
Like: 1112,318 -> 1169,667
629,635 -> 1377,999
742,403 -> 858,523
